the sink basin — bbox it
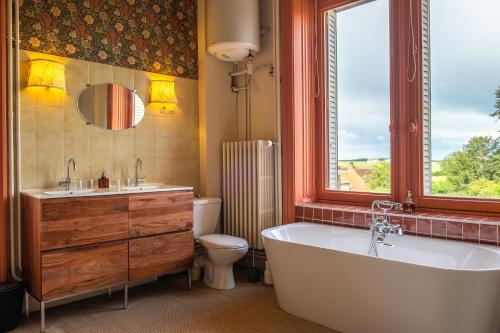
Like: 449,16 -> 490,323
43,189 -> 95,196
122,184 -> 161,191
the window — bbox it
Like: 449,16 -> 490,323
311,0 -> 500,212
325,0 -> 391,194
422,0 -> 500,200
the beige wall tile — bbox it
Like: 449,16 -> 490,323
134,113 -> 155,137
21,157 -> 36,189
154,158 -> 172,181
36,107 -> 64,134
171,113 -> 189,139
154,116 -> 172,138
113,158 -> 135,180
70,158 -> 90,180
134,70 -> 150,104
64,107 -> 90,133
36,157 -> 64,188
89,63 -> 113,85
89,132 -> 113,158
37,89 -> 65,108
21,131 -> 36,161
113,135 -> 135,158
140,158 -> 155,183
64,132 -> 90,159
65,59 -> 89,97
134,137 -> 154,159
113,67 -> 135,89
154,138 -> 172,158
36,132 -> 64,158
21,106 -> 36,132
170,138 -> 190,158
171,158 -> 199,179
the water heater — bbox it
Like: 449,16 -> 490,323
206,0 -> 260,62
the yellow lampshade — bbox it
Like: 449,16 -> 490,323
27,59 -> 66,91
150,80 -> 177,113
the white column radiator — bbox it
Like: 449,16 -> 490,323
222,140 -> 276,249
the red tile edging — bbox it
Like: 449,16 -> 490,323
294,203 -> 500,247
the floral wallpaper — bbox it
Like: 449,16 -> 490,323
19,0 -> 198,80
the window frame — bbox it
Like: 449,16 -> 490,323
315,0 -> 401,205
411,0 -> 500,213
314,0 -> 500,213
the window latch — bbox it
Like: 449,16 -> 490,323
410,120 -> 419,135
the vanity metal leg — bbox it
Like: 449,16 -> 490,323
123,284 -> 128,309
25,291 -> 30,319
107,287 -> 112,300
40,301 -> 46,333
187,269 -> 192,291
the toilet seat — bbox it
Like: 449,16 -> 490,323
199,234 -> 248,250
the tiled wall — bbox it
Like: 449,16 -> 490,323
295,203 -> 500,247
19,50 -> 200,192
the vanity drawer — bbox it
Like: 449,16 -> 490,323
129,191 -> 193,237
129,231 -> 194,281
40,196 -> 129,251
41,241 -> 128,301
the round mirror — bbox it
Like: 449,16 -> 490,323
76,83 -> 145,130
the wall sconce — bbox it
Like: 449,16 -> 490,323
27,59 -> 66,91
150,80 -> 177,114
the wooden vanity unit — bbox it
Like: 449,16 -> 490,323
21,189 -> 194,313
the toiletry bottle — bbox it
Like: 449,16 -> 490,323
403,191 -> 415,214
98,170 -> 109,189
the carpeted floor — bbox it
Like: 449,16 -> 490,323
13,274 -> 337,333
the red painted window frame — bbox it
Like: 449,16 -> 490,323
315,0 -> 401,205
407,0 -> 500,214
281,0 -> 500,222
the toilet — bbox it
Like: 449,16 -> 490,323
193,197 -> 248,289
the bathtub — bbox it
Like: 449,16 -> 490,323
262,223 -> 500,333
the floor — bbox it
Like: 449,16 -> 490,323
13,273 -> 336,333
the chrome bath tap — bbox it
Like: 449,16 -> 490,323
58,158 -> 76,190
135,158 -> 145,186
368,200 -> 404,256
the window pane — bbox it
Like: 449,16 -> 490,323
423,0 -> 500,199
325,0 -> 391,193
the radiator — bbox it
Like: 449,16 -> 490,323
222,140 -> 276,249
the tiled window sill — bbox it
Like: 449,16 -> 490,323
295,203 -> 500,247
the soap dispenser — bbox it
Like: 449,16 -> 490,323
403,191 -> 416,214
98,170 -> 109,189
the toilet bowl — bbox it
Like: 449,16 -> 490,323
199,234 -> 248,289
193,198 -> 248,289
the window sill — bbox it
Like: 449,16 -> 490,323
295,202 -> 500,247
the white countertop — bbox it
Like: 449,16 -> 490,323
22,184 -> 194,200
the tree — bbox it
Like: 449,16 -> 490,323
491,86 -> 500,120
440,136 -> 500,192
365,160 -> 390,191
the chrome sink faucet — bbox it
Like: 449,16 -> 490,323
368,200 -> 404,256
135,158 -> 145,186
58,158 -> 76,190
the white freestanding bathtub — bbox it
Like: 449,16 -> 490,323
262,223 -> 500,333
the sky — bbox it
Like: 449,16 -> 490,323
333,0 -> 500,161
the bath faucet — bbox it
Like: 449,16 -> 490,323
368,200 -> 403,256
135,158 -> 145,186
58,158 -> 76,190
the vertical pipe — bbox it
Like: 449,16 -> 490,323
8,0 -> 22,282
14,0 -> 22,274
0,0 -> 9,283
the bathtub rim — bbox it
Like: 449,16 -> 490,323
262,222 -> 500,273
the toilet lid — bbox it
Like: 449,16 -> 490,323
199,234 -> 248,249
